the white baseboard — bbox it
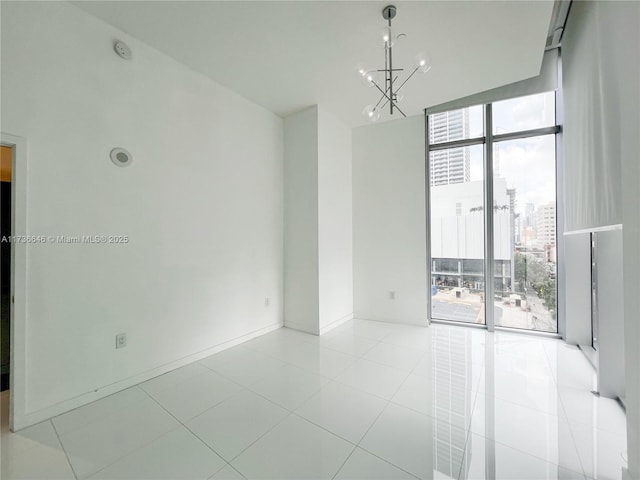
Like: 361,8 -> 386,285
283,320 -> 319,336
353,315 -> 429,327
319,313 -> 353,335
13,321 -> 283,431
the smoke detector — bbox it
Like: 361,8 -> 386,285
114,41 -> 132,60
110,147 -> 133,167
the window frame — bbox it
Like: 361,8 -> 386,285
425,94 -> 562,334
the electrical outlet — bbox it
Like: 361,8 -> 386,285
389,291 -> 396,300
264,297 -> 270,307
115,333 -> 127,349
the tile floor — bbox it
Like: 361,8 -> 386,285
0,319 -> 628,479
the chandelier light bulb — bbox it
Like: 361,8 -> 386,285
380,26 -> 394,47
415,52 -> 432,74
356,63 -> 368,77
359,69 -> 378,87
362,105 -> 381,122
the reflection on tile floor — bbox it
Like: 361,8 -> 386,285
0,320 -> 628,479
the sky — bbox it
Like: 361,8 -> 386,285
463,91 -> 557,216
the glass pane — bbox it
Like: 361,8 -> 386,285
430,144 -> 485,324
493,134 -> 557,333
492,91 -> 555,135
429,105 -> 483,145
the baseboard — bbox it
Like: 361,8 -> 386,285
354,315 -> 429,327
283,320 -> 319,336
319,313 -> 353,335
13,321 -> 283,431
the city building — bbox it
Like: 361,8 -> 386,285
536,201 -> 556,246
428,109 -> 470,186
430,177 -> 513,292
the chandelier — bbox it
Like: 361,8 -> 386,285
357,5 -> 432,122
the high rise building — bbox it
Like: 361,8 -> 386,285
536,202 -> 556,246
524,202 -> 536,228
429,109 -> 470,186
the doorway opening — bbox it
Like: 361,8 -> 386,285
1,145 -> 11,391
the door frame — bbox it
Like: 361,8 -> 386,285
1,133 -> 27,431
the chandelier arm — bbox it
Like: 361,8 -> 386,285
372,81 -> 393,103
391,101 -> 407,117
388,47 -> 393,115
394,66 -> 420,94
385,44 -> 389,97
377,96 -> 407,118
374,94 -> 387,110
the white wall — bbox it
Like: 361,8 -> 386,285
563,233 -> 592,346
317,108 -> 353,333
352,115 -> 428,325
283,106 -> 353,335
618,2 -> 640,476
283,107 -> 319,334
596,230 -> 625,399
1,2 -> 284,429
562,1 -> 640,476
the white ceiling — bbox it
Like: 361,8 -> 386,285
73,1 -> 554,127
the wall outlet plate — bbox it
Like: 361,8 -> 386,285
115,333 -> 127,349
264,297 -> 270,307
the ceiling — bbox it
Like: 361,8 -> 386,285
73,1 -> 554,127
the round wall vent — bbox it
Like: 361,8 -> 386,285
110,147 -> 133,167
114,41 -> 132,60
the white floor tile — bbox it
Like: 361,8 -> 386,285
231,415 -> 353,479
559,388 -> 627,436
202,348 -> 286,387
322,319 -> 394,342
4,320 -> 627,480
463,433 -> 586,479
1,439 -> 76,480
89,427 -> 225,479
470,395 -> 583,473
545,344 -> 597,391
199,346 -> 258,370
334,447 -> 417,479
139,362 -> 210,396
335,358 -> 409,400
58,395 -> 180,479
149,369 -> 242,422
493,338 -> 550,365
321,332 -> 379,357
186,389 -> 289,461
382,326 -> 432,350
492,351 -> 555,382
242,330 -> 304,358
280,327 -> 322,345
350,319 -> 398,340
52,387 -> 147,435
210,465 -> 247,479
295,380 -> 387,443
363,342 -> 425,371
392,372 -> 476,426
248,364 -> 329,410
1,418 -> 61,459
280,342 -> 358,378
360,403 -> 459,480
569,421 -> 628,480
478,368 -> 561,415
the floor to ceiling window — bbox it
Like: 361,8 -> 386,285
427,91 -> 560,333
